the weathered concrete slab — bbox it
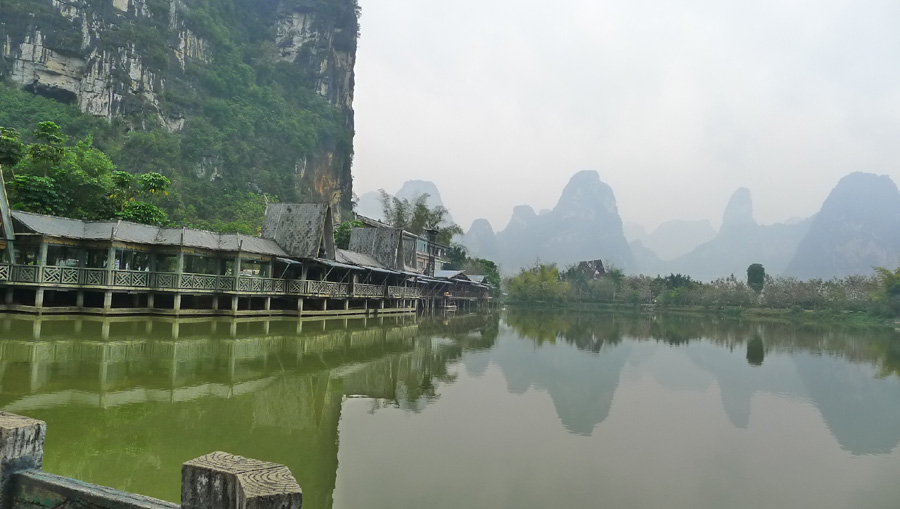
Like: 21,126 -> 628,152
12,470 -> 177,509
182,451 -> 301,509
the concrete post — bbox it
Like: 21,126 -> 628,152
343,299 -> 349,311
181,451 -> 302,509
103,291 -> 112,311
34,289 -> 44,309
264,297 -> 271,311
76,291 -> 84,308
174,294 -> 182,312
297,298 -> 304,314
148,293 -> 155,309
0,412 -> 46,507
4,288 -> 12,305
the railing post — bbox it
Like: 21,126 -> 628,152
0,412 -> 46,507
181,452 -> 301,509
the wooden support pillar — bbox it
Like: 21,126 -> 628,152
0,412 -> 46,507
4,287 -> 12,305
343,299 -> 349,311
297,298 -> 304,314
34,288 -> 44,309
323,299 -> 327,312
103,291 -> 112,311
75,291 -> 84,308
181,452 -> 302,509
264,297 -> 271,311
231,295 -> 239,313
147,293 -> 155,309
173,294 -> 182,312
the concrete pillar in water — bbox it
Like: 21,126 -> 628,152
34,288 -> 44,309
4,288 -> 12,305
148,293 -> 155,309
297,298 -> 304,315
76,291 -> 84,308
265,297 -> 271,311
343,299 -> 349,311
181,451 -> 302,509
231,295 -> 239,314
173,294 -> 182,312
103,291 -> 112,311
0,412 -> 46,507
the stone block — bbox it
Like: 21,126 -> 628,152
0,412 -> 46,507
182,451 -> 301,509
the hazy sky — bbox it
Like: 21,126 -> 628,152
352,0 -> 900,233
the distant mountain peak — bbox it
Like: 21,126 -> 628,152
467,218 -> 495,236
784,172 -> 900,279
721,187 -> 755,230
555,170 -> 618,218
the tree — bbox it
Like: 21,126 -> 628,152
0,127 -> 24,168
378,190 -> 463,244
747,263 -> 766,294
3,122 -> 172,225
334,219 -> 363,249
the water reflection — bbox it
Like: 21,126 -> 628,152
2,310 -> 900,509
0,313 -> 498,507
503,310 -> 900,454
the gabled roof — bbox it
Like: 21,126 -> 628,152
336,248 -> 390,270
469,275 -> 487,284
261,203 -> 335,259
11,211 -> 287,256
348,227 -> 403,270
435,270 -> 472,281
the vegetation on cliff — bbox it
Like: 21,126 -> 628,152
0,0 -> 359,233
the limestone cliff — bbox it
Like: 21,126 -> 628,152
0,0 -> 358,215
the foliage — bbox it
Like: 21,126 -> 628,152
506,264 -> 570,303
0,0 -> 360,226
509,261 -> 893,317
0,127 -> 24,167
747,263 -> 766,294
378,190 -> 463,245
334,219 -> 363,249
117,201 -> 169,225
3,122 -> 170,225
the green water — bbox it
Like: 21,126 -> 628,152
2,311 -> 900,508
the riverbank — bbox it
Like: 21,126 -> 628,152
504,301 -> 898,328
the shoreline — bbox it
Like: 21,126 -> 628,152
504,301 -> 897,329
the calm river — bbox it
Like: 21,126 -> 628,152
2,311 -> 900,508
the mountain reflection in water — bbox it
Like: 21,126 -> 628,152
1,311 -> 899,509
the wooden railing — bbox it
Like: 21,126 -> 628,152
0,263 -> 425,299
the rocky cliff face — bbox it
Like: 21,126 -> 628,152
0,0 -> 358,213
784,172 -> 900,279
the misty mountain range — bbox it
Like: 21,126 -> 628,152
358,171 -> 900,280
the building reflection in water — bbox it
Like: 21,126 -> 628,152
0,313 -> 500,508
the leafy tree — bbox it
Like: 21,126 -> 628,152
0,127 -> 24,168
334,219 -> 363,249
507,264 -> 570,303
3,121 -> 171,225
873,266 -> 900,315
117,201 -> 169,225
378,190 -> 463,244
747,263 -> 766,294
